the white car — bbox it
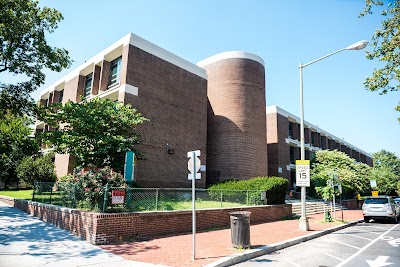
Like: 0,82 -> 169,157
362,196 -> 400,223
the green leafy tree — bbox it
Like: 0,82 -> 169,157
38,98 -> 148,172
360,0 -> 400,121
311,150 -> 372,197
0,112 -> 38,187
370,167 -> 398,194
0,0 -> 72,117
372,149 -> 400,177
16,154 -> 56,187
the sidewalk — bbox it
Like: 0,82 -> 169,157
0,200 -> 363,267
0,202 -> 167,267
100,209 -> 363,267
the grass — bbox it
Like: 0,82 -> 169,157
0,190 -> 33,200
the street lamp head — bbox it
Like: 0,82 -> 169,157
346,40 -> 369,50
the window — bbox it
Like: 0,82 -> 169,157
290,146 -> 295,164
311,132 -> 315,146
59,89 -> 64,103
108,56 -> 122,87
84,73 -> 93,98
288,122 -> 294,138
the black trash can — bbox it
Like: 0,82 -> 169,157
229,211 -> 251,249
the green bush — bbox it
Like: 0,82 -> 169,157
16,155 -> 57,187
208,176 -> 288,204
55,165 -> 130,211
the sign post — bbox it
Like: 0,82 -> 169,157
188,150 -> 201,261
296,160 -> 310,230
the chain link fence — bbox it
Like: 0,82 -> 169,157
32,182 -> 266,213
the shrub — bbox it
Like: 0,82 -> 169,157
55,165 -> 130,211
16,155 -> 57,187
208,176 -> 288,204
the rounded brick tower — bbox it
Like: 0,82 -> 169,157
198,51 -> 268,184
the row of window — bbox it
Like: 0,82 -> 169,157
84,56 -> 122,98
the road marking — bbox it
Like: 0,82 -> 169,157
361,225 -> 390,230
366,255 -> 393,267
307,245 -> 344,261
284,258 -> 302,267
345,233 -> 373,241
351,229 -> 381,235
387,238 -> 400,247
333,240 -> 361,249
335,224 -> 399,267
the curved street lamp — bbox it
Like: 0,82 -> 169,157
298,40 -> 368,231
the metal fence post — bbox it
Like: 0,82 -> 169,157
155,189 -> 159,211
49,185 -> 53,204
246,191 -> 249,205
220,190 -> 223,208
102,184 -> 109,213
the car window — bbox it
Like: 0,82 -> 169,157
364,198 -> 388,204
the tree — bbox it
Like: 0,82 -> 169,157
360,0 -> 400,122
0,0 -> 72,117
38,98 -> 148,172
0,112 -> 38,188
372,149 -> 400,177
311,150 -> 372,197
16,154 -> 57,187
370,167 -> 398,194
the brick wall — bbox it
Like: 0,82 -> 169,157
0,196 -> 291,245
204,57 -> 268,183
123,44 -> 208,188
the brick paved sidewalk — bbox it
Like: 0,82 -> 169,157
101,209 -> 363,267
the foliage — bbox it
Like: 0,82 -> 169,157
55,165 -> 128,211
38,98 -> 148,172
370,167 -> 398,195
360,0 -> 400,121
0,112 -> 38,188
0,0 -> 72,117
208,176 -> 288,204
311,150 -> 371,196
16,155 -> 56,187
372,149 -> 400,177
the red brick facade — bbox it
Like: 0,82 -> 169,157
201,56 -> 268,184
0,196 -> 291,245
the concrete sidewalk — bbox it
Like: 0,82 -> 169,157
0,200 -> 363,267
0,202 -> 167,267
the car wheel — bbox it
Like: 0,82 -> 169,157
364,216 -> 369,223
394,214 -> 398,224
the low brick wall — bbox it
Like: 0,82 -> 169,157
0,196 -> 291,245
338,199 -> 363,210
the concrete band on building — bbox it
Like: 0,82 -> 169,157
35,33 -> 373,189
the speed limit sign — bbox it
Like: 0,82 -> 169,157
296,160 -> 310,187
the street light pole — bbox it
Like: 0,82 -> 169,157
298,40 -> 368,231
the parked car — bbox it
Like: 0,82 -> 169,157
394,198 -> 400,205
362,196 -> 400,223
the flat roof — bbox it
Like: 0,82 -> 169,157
266,105 -> 372,157
197,51 -> 265,67
39,33 -> 207,98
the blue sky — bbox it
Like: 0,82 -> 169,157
28,0 -> 399,156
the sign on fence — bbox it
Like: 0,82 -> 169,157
112,190 -> 125,204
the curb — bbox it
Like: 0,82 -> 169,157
204,219 -> 364,267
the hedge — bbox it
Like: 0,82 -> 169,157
208,176 -> 288,204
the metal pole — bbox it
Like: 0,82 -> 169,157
192,151 -> 196,261
299,63 -> 309,231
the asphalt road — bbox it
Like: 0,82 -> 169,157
233,220 -> 400,267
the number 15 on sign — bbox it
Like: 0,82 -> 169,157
296,160 -> 310,187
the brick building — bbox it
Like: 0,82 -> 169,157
266,105 -> 373,187
35,33 -> 372,188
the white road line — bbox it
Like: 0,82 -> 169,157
361,225 -> 389,230
349,229 -> 381,235
284,258 -> 302,267
307,245 -> 344,261
344,233 -> 373,241
335,224 -> 399,267
333,240 -> 361,249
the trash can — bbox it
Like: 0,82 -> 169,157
229,211 -> 251,249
